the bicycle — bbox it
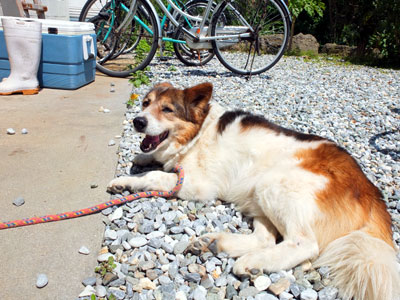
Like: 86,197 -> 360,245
80,0 -> 291,77
79,0 -> 216,77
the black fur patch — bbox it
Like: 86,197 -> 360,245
241,114 -> 324,141
218,109 -> 325,142
217,110 -> 249,134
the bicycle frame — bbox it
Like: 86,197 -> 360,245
92,0 -> 190,45
160,1 -> 199,44
152,0 -> 253,43
105,0 -> 289,50
89,0 -> 292,76
101,0 -> 202,46
120,0 -> 187,44
113,0 -> 254,48
96,0 -> 162,46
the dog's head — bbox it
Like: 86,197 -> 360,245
133,82 -> 213,154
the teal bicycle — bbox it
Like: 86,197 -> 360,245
79,0 -> 216,77
79,0 -> 291,77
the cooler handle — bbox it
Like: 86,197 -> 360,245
82,35 -> 95,60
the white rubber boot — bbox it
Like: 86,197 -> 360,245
0,18 -> 42,95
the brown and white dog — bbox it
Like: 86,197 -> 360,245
108,82 -> 400,300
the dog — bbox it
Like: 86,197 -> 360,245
108,82 -> 400,300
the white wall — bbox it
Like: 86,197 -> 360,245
41,0 -> 70,20
0,0 -> 87,20
66,0 -> 87,20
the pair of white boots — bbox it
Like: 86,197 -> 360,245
0,18 -> 42,95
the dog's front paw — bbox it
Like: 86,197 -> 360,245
107,177 -> 134,194
233,252 -> 266,276
186,233 -> 221,256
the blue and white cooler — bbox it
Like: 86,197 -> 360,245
0,17 -> 97,89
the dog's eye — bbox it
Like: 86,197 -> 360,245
142,100 -> 150,108
162,106 -> 173,113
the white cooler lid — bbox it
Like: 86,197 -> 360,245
0,16 -> 94,35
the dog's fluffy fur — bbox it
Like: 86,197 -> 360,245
108,82 -> 400,300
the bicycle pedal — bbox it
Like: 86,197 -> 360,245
159,56 -> 169,61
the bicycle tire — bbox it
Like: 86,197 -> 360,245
79,0 -> 110,21
173,0 -> 215,66
88,14 -> 120,64
211,0 -> 290,75
79,0 -> 159,78
80,0 -> 133,61
121,19 -> 144,55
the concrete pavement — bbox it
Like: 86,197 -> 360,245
0,74 -> 131,299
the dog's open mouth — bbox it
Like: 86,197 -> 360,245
140,131 -> 169,153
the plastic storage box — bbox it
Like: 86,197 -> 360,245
0,17 -> 96,89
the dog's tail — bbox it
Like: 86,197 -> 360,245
315,230 -> 400,300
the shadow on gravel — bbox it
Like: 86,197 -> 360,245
148,58 -> 272,80
181,69 -> 271,80
369,107 -> 400,161
369,131 -> 400,161
390,108 -> 400,114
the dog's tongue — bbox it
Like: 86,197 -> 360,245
141,135 -> 160,152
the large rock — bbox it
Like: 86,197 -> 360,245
230,33 -> 320,55
223,34 -> 287,54
291,33 -> 319,54
260,34 -> 285,54
320,43 -> 356,57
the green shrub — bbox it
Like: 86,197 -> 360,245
292,0 -> 400,67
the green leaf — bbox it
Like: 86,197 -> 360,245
289,0 -> 325,18
107,256 -> 114,264
109,294 -> 116,300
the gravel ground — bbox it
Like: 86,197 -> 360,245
79,55 -> 400,300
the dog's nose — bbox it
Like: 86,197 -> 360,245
133,117 -> 148,132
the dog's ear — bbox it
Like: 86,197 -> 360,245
184,82 -> 213,106
154,82 -> 173,89
183,82 -> 213,123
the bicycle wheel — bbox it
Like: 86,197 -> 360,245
79,0 -> 159,77
211,0 -> 290,75
80,0 -> 137,61
79,0 -> 110,21
85,14 -> 116,64
173,0 -> 215,66
80,0 -> 118,63
120,18 -> 144,54
110,9 -> 145,59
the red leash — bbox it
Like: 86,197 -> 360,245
0,166 -> 184,230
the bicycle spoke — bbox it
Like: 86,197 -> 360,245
211,0 -> 290,75
79,0 -> 159,77
173,0 -> 215,66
